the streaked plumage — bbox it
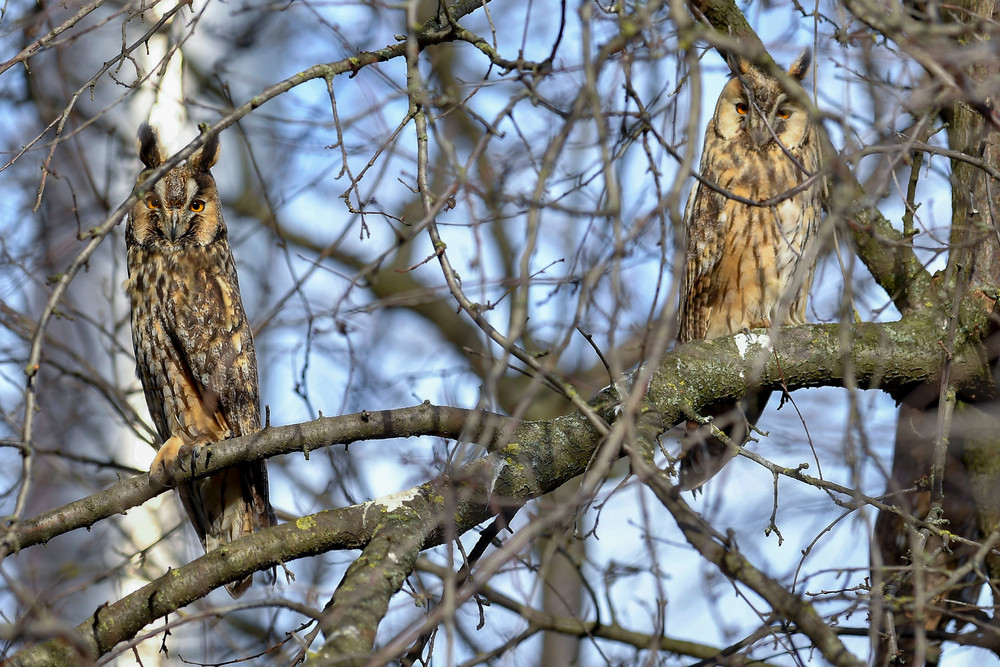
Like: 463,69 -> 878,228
677,52 -> 823,489
125,125 -> 275,596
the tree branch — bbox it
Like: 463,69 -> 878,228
634,456 -> 866,667
6,306 -> 989,662
1,403 -> 504,557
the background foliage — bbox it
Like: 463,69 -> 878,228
1,0 -> 999,665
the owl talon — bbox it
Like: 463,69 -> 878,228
178,443 -> 193,472
150,435 -> 186,487
188,444 -> 203,474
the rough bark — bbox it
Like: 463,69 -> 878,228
8,310 -> 993,664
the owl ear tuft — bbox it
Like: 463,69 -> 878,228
190,133 -> 221,173
137,124 -> 165,169
787,49 -> 812,81
725,53 -> 753,77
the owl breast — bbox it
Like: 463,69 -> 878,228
693,141 -> 820,339
126,242 -> 246,444
674,52 -> 823,490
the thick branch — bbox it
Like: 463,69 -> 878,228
6,311 -> 982,663
7,410 -> 607,665
2,403 -> 502,557
10,314 -> 971,561
311,505 -> 428,665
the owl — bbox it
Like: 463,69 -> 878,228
125,124 -> 276,597
676,51 -> 823,490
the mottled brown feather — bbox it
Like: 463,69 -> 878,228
126,125 -> 275,597
677,53 -> 824,489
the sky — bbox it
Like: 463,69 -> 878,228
0,0 -> 989,664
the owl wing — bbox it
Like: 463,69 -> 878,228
676,158 -> 749,490
171,264 -> 276,596
176,265 -> 262,437
678,177 -> 728,343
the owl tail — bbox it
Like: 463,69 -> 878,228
177,465 -> 276,598
678,390 -> 771,491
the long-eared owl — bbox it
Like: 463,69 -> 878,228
125,125 -> 276,597
677,51 -> 823,490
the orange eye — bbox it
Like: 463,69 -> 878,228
145,196 -> 160,210
190,200 -> 205,213
735,102 -> 748,115
777,108 -> 791,120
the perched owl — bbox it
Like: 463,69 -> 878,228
677,51 -> 823,490
125,125 -> 276,597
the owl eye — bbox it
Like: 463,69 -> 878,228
777,108 -> 791,120
190,200 -> 205,213
735,102 -> 749,115
145,196 -> 161,210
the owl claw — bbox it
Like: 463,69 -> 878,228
150,435 -> 186,487
178,443 -> 193,473
149,437 -> 211,486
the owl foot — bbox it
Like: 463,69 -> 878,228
150,435 -> 195,487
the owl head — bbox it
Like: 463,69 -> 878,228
712,50 -> 813,153
128,124 -> 225,248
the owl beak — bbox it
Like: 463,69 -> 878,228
160,209 -> 183,241
748,118 -> 772,149
169,211 -> 181,240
